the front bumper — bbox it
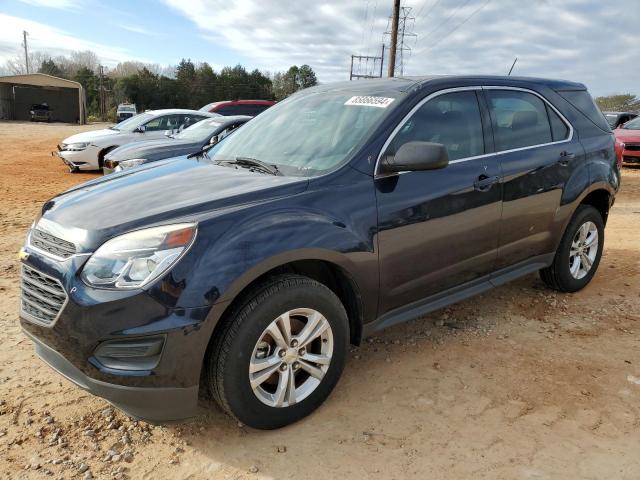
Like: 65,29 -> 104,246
621,148 -> 640,165
24,330 -> 199,421
19,245 -> 222,422
52,145 -> 101,171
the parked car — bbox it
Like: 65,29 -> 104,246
21,76 -> 618,429
53,109 -> 216,171
102,115 -> 251,174
603,111 -> 638,129
199,99 -> 275,116
30,103 -> 51,122
116,103 -> 137,122
613,115 -> 640,165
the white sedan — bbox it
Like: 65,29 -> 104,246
54,109 -> 218,171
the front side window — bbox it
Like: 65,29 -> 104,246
486,90 -> 554,151
385,91 -> 485,162
208,91 -> 397,176
144,114 -> 182,132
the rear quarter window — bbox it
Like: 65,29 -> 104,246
556,90 -> 611,132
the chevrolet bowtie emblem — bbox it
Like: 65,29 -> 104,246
18,248 -> 29,262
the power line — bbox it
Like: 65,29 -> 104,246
416,0 -> 443,20
416,0 -> 473,47
420,0 -> 491,53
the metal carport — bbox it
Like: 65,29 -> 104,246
0,73 -> 86,124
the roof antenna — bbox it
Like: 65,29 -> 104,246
507,57 -> 518,76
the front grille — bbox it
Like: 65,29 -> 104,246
623,156 -> 640,163
21,265 -> 67,326
30,229 -> 76,259
624,144 -> 640,152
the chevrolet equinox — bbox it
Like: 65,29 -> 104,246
20,76 -> 619,429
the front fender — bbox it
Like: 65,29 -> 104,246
170,170 -> 379,325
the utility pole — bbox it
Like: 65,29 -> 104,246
22,30 -> 29,74
388,0 -> 400,77
99,65 -> 106,120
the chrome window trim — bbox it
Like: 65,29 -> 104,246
20,264 -> 69,328
374,85 -> 575,177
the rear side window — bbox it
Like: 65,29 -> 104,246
486,90 -> 553,151
556,90 -> 611,132
386,91 -> 484,161
546,104 -> 570,141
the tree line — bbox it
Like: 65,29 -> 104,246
3,50 -> 318,120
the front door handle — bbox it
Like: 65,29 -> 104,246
558,151 -> 575,166
474,174 -> 499,192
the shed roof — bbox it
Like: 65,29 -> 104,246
0,73 -> 82,89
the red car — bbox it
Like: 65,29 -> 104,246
614,116 -> 640,166
199,99 -> 275,117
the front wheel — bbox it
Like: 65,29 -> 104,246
206,274 -> 349,429
540,205 -> 604,292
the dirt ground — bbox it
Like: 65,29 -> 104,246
0,121 -> 639,480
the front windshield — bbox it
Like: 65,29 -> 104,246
208,91 -> 397,176
175,118 -> 224,142
622,117 -> 640,130
112,112 -> 153,131
119,106 -> 136,112
605,114 -> 618,127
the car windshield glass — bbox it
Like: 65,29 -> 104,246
208,91 -> 397,176
605,114 -> 618,127
622,117 -> 640,130
112,112 -> 153,131
199,103 -> 217,112
174,119 -> 224,141
119,106 -> 136,112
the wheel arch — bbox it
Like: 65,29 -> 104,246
210,253 -> 366,348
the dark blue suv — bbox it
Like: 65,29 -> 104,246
19,76 -> 618,429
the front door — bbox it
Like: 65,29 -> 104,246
376,89 -> 502,315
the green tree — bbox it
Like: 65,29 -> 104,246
595,94 -> 640,112
38,59 -> 63,77
297,64 -> 318,89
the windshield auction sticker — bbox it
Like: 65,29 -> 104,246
344,96 -> 395,108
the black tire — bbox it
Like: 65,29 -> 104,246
206,274 -> 349,429
540,205 -> 604,292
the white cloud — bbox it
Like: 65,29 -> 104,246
18,0 -> 80,9
0,13 -> 144,68
119,24 -> 157,36
162,0 -> 640,96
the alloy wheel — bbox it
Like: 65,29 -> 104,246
249,308 -> 333,408
569,220 -> 599,280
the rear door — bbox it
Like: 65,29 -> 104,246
483,87 -> 581,269
376,89 -> 502,314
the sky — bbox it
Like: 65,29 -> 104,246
0,0 -> 638,96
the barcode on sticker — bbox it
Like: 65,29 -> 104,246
344,96 -> 395,108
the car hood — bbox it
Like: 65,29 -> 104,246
614,128 -> 640,143
38,157 -> 308,250
107,138 -> 199,161
62,128 -> 121,144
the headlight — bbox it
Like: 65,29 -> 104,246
65,142 -> 90,151
119,158 -> 146,169
81,223 -> 197,289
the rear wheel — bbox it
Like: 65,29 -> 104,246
540,205 -> 604,292
206,274 -> 348,429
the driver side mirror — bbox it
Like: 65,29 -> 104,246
379,141 -> 449,174
135,125 -> 146,133
164,129 -> 174,137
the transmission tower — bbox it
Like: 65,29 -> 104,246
384,6 -> 417,76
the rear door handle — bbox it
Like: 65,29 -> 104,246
558,151 -> 575,166
474,174 -> 499,192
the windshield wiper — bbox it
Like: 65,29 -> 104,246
187,142 -> 217,159
215,157 -> 282,176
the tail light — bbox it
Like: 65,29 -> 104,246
614,138 -> 624,168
